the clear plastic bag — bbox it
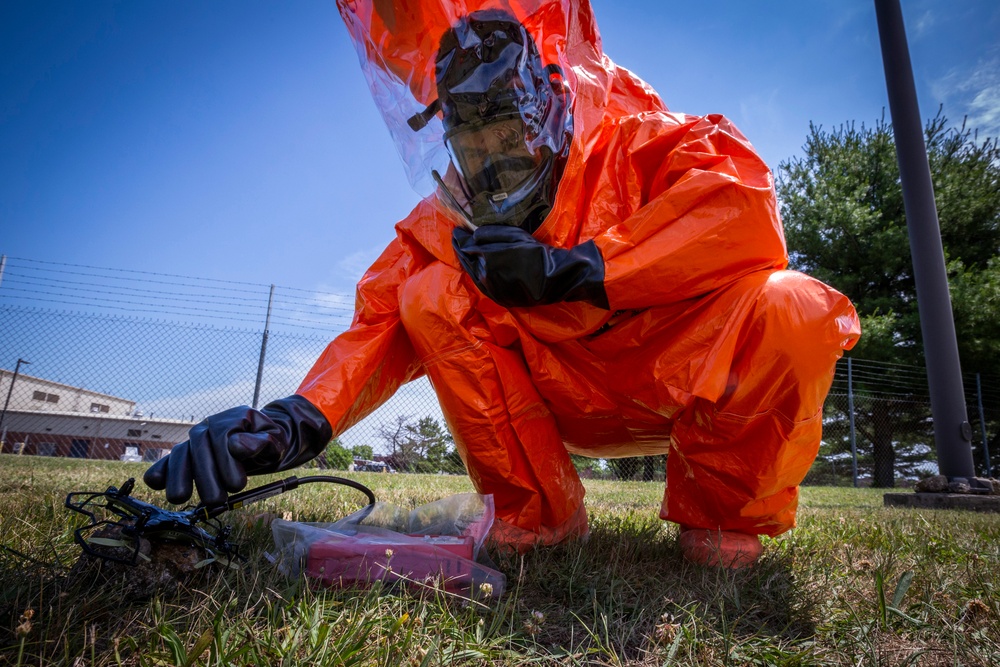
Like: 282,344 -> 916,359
271,493 -> 505,598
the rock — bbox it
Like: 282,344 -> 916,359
914,475 -> 948,493
969,477 -> 997,495
948,480 -> 971,494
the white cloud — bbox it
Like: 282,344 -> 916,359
137,341 -> 444,459
966,74 -> 1000,137
277,288 -> 354,333
279,243 -> 388,330
739,89 -> 782,129
137,340 -> 327,420
932,56 -> 1000,138
336,246 -> 387,284
912,10 -> 935,39
827,2 -> 872,39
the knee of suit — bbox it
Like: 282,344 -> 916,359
706,270 -> 858,419
752,270 -> 859,364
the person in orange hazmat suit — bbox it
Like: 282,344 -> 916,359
144,0 -> 860,567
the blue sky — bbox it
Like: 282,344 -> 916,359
2,0 -> 999,300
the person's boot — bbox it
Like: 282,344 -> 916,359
488,504 -> 589,555
679,527 -> 762,568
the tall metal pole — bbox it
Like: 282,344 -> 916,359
252,285 -> 275,409
873,0 -> 975,480
0,358 -> 31,446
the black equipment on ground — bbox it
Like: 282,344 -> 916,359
65,475 -> 376,566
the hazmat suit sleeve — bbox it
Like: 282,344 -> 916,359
296,232 -> 425,435
586,111 -> 789,311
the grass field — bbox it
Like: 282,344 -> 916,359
1,454 -> 998,666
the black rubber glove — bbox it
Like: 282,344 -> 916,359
142,394 -> 332,506
452,225 -> 609,309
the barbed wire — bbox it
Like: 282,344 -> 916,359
6,255 -> 357,298
2,272 -> 274,305
3,264 -> 358,311
828,356 -> 1000,402
0,255 -> 357,332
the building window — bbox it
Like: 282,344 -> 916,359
32,391 -> 60,404
90,403 -> 110,413
127,429 -> 142,437
70,439 -> 90,458
151,434 -> 162,440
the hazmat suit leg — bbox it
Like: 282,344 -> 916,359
399,262 -> 588,550
660,270 -> 860,537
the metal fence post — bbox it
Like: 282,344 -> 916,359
0,357 -> 31,447
252,284 -> 275,409
848,357 -> 859,487
976,373 -> 992,477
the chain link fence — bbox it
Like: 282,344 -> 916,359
805,358 -> 996,487
0,256 -> 995,485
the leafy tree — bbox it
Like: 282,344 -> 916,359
605,455 -> 665,482
311,437 -> 353,470
777,111 -> 1000,485
378,415 -> 411,470
350,444 -> 374,461
442,449 -> 466,475
778,111 -> 1000,368
379,415 -> 456,473
570,454 -> 609,479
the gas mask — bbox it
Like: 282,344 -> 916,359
408,10 -> 573,232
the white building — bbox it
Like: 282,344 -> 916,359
0,369 -> 190,461
0,369 -> 135,416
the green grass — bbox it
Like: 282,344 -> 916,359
1,454 -> 998,666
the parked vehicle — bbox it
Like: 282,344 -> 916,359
356,462 -> 395,473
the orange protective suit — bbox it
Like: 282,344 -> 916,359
298,0 -> 860,547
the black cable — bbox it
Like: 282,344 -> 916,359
294,475 -> 378,525
296,475 -> 377,507
195,474 -> 377,522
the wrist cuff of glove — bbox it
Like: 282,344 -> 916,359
251,394 -> 333,473
564,240 -> 610,310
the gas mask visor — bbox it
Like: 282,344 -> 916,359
443,112 -> 556,224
